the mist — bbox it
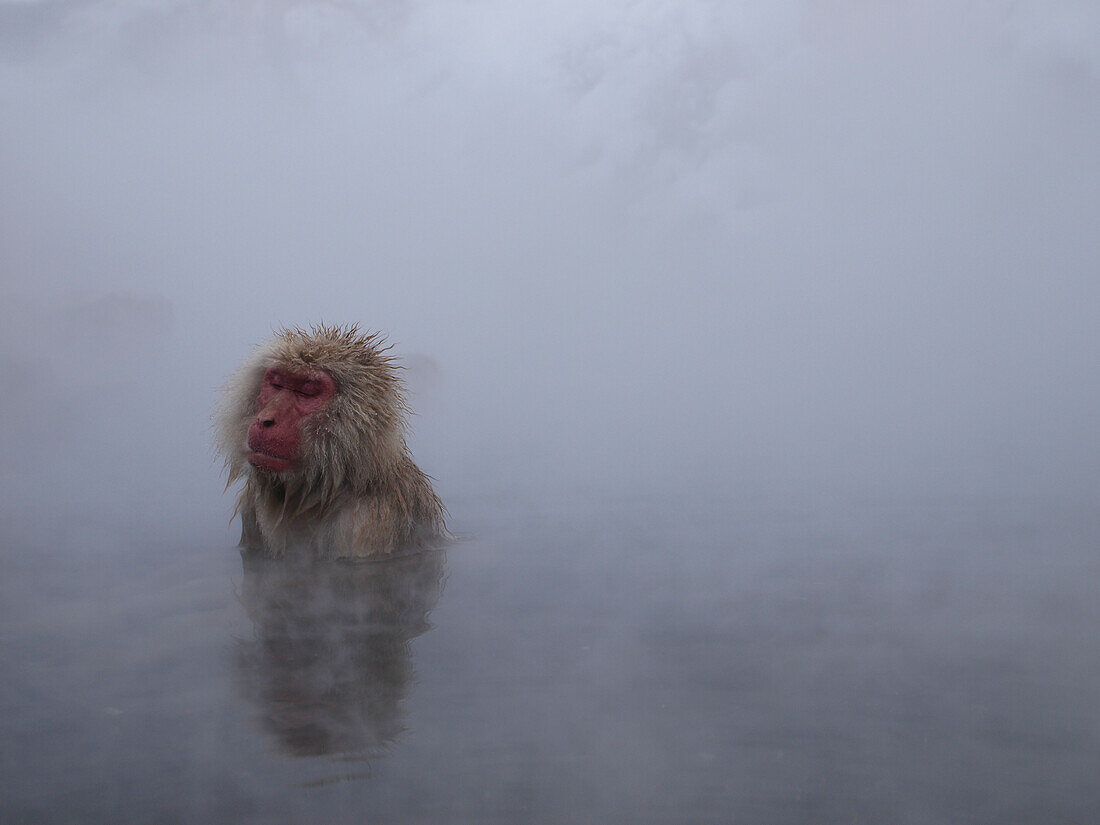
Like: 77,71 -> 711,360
2,2 -> 1099,822
2,0 -> 1096,533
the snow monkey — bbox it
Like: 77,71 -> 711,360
215,324 -> 447,558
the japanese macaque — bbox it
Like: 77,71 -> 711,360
215,324 -> 447,559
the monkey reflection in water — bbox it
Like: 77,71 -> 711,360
236,549 -> 446,758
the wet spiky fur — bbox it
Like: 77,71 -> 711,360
215,324 -> 447,558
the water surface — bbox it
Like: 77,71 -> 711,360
3,493 -> 1097,824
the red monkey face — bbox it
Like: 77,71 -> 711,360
246,366 -> 337,473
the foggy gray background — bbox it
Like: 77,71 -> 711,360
2,0 -> 1096,542
2,3 -> 1100,823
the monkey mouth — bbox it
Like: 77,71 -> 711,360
247,449 -> 295,474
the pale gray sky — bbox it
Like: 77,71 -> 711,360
1,0 -> 1097,540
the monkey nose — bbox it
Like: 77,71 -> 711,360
261,417 -> 276,428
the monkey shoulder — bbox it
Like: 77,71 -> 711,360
331,470 -> 446,558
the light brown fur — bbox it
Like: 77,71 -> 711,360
215,324 -> 447,559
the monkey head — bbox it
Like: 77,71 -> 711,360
246,366 -> 337,473
216,325 -> 411,504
